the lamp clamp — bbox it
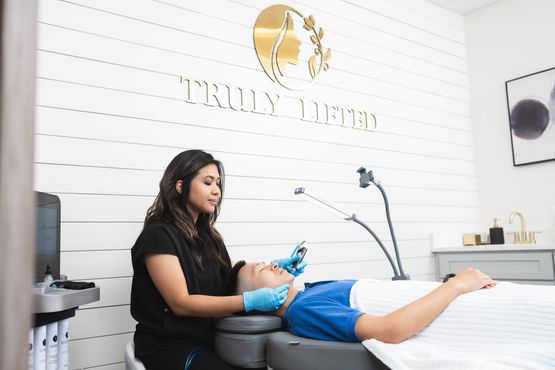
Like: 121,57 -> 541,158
357,167 -> 374,188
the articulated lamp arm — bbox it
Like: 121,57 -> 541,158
294,187 -> 403,280
358,167 -> 409,280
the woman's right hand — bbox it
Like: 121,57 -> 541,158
447,268 -> 497,294
242,284 -> 289,312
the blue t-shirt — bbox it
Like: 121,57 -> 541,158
282,280 -> 363,342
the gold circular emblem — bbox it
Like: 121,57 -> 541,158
253,4 -> 331,90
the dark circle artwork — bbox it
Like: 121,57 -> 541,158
510,98 -> 550,140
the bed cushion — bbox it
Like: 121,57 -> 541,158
214,315 -> 283,368
266,331 -> 389,370
214,314 -> 283,333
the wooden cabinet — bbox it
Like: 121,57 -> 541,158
433,245 -> 555,285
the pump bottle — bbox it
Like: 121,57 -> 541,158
489,218 -> 505,244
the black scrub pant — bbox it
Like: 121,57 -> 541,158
141,342 -> 234,370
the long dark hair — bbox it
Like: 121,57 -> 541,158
145,150 -> 229,270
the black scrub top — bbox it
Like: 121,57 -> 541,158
130,221 -> 231,358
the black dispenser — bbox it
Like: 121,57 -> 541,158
489,218 -> 505,244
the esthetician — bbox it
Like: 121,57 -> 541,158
130,149 -> 306,370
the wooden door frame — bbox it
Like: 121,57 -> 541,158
0,0 -> 37,368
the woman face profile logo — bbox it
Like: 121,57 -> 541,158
254,4 -> 331,90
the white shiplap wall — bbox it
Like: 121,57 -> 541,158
34,0 -> 475,368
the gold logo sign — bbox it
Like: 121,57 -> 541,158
254,4 -> 331,90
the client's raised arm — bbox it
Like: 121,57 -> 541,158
354,268 -> 496,344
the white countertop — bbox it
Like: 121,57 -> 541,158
432,243 -> 555,253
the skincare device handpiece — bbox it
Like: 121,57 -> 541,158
291,242 -> 308,272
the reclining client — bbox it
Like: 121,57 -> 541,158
226,261 -> 497,343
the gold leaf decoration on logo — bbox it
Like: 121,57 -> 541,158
308,55 -> 317,78
304,15 -> 315,29
303,15 -> 332,81
323,49 -> 331,71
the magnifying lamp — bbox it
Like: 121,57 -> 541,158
294,187 -> 409,280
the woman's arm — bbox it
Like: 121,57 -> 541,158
145,253 -> 244,317
355,268 -> 496,344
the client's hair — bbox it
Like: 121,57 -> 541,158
225,260 -> 254,296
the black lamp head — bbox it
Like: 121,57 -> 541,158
357,167 -> 374,188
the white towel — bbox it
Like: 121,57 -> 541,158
349,279 -> 555,370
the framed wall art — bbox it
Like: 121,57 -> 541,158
505,66 -> 555,166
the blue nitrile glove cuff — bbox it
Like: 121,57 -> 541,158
242,284 -> 289,312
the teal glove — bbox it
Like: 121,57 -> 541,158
272,255 -> 307,277
243,284 -> 289,312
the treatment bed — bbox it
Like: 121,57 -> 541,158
124,314 -> 389,370
213,315 -> 389,370
127,280 -> 555,369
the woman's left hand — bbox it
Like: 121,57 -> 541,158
272,255 -> 307,277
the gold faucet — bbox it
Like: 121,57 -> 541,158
509,211 -> 527,243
